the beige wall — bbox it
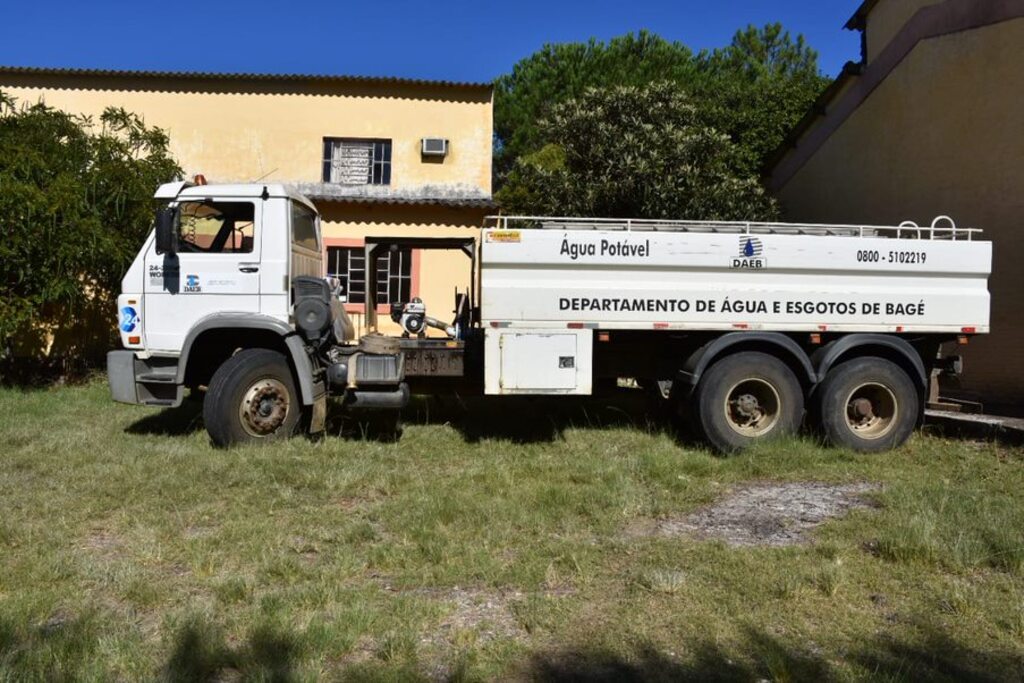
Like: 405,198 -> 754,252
864,0 -> 942,62
772,19 -> 1024,411
0,73 -> 492,192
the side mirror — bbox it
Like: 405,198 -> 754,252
155,207 -> 178,255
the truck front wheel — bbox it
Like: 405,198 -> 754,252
694,352 -> 804,453
204,348 -> 302,448
815,357 -> 917,453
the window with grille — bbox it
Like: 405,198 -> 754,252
326,246 -> 412,305
322,138 -> 392,185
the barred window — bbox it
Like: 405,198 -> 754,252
326,246 -> 412,305
322,138 -> 392,185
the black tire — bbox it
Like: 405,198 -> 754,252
694,352 -> 804,453
203,348 -> 302,448
816,357 -> 918,453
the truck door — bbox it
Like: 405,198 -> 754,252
143,199 -> 262,352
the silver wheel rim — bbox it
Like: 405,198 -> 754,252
239,378 -> 290,437
844,382 -> 898,440
723,378 -> 781,437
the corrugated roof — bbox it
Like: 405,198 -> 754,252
0,65 -> 492,90
314,195 -> 497,209
291,182 -> 496,209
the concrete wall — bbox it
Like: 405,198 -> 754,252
771,17 -> 1024,412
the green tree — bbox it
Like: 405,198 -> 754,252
695,23 -> 830,174
494,30 -> 698,177
703,22 -> 823,81
494,25 -> 828,187
0,95 -> 181,376
496,82 -> 777,221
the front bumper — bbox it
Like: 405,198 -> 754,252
107,350 -> 184,407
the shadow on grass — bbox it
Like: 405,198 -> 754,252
523,625 -> 1023,682
124,397 -> 204,436
162,616 -> 302,682
0,610 -> 303,681
0,612 -> 102,680
390,388 -> 688,446
2,611 -> 1020,681
127,386 -> 694,446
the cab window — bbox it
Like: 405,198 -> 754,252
177,201 -> 255,253
291,202 -> 319,251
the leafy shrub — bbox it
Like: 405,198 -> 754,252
0,94 -> 181,380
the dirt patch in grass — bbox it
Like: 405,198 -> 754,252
632,481 -> 880,547
80,529 -> 126,559
388,586 -> 530,646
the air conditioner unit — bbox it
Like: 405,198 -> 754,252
421,137 -> 449,157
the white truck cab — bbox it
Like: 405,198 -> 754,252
117,182 -> 322,353
109,182 -> 992,454
109,181 -> 378,442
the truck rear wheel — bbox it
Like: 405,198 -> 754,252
694,352 -> 804,453
816,357 -> 917,453
204,348 -> 302,448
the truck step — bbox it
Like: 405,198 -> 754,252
137,372 -> 177,383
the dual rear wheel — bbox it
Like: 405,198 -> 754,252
687,352 -> 918,454
815,357 -> 918,453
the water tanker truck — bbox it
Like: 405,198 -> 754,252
108,181 -> 991,453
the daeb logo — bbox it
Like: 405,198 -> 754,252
184,274 -> 202,293
731,237 -> 767,269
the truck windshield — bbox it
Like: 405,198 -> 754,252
177,201 -> 255,254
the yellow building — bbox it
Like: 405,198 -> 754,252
0,66 -> 494,337
767,0 -> 1024,414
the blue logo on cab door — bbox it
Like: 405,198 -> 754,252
120,306 -> 140,333
184,274 -> 202,293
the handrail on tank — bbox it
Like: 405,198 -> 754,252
483,215 -> 982,241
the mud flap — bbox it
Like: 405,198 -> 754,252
310,392 -> 327,436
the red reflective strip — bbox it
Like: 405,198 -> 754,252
896,326 -> 904,333
733,323 -> 749,330
567,322 -> 584,329
818,325 -> 828,331
961,326 -> 977,334
489,321 -> 501,328
653,322 -> 669,329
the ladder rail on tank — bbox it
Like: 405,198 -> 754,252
484,215 -> 981,241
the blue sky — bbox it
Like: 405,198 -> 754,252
0,0 -> 863,81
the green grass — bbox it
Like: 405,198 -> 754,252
0,381 -> 1022,680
